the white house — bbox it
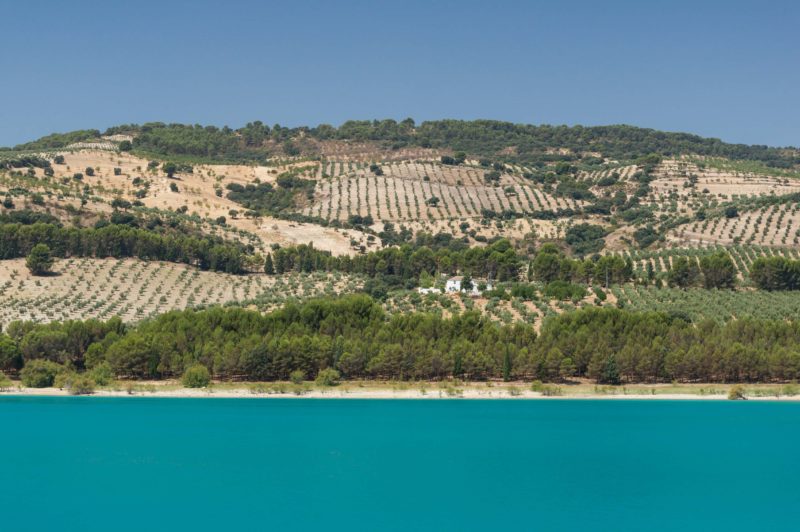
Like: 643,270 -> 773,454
445,276 -> 493,296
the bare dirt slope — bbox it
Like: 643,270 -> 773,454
24,150 -> 366,255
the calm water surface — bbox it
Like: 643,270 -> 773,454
1,397 -> 798,531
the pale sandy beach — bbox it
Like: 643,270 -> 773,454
3,381 -> 799,401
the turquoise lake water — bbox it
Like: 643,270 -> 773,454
1,397 -> 799,531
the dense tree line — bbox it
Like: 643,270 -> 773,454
0,223 -> 246,273
0,155 -> 53,170
304,120 -> 798,167
530,244 -> 633,287
0,209 -> 60,226
535,307 -> 800,383
4,297 -> 800,384
750,256 -> 800,291
115,123 -> 261,161
412,121 -> 797,167
9,121 -> 795,168
10,130 -> 101,151
301,120 -> 797,166
666,252 -> 737,289
267,238 -> 521,289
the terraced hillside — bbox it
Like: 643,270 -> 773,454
2,120 -> 798,260
0,257 -> 364,327
1,119 -> 798,332
3,123 -> 800,391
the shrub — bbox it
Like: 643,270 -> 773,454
541,384 -> 563,396
633,226 -> 660,249
315,368 -> 340,387
182,364 -> 211,388
565,223 -> 606,255
0,334 -> 22,372
85,167 -> 95,177
728,385 -> 747,400
0,371 -> 12,392
289,369 -> 306,385
26,243 -> 54,275
162,162 -> 178,178
20,360 -> 63,388
89,362 -> 114,386
543,280 -> 587,301
69,375 -> 96,395
593,286 -> 607,301
54,372 -> 73,389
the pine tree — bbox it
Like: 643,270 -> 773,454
453,352 -> 462,377
274,252 -> 286,274
502,346 -> 512,382
264,253 -> 275,275
602,354 -> 621,385
26,244 -> 54,276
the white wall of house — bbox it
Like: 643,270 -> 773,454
444,277 -> 492,295
445,278 -> 462,292
417,287 -> 442,294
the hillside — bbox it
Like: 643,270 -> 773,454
2,120 -> 800,387
2,120 -> 798,259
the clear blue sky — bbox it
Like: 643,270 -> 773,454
1,0 -> 797,147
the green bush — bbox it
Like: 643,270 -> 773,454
315,368 -> 340,387
0,371 -> 12,392
26,243 -> 54,276
728,385 -> 747,400
543,280 -> 587,301
289,369 -> 306,385
541,384 -> 563,396
20,360 -> 63,388
565,223 -> 606,256
593,286 -> 607,301
53,372 -> 96,395
89,362 -> 114,386
0,334 -> 22,372
69,375 -> 96,395
182,364 -> 211,388
54,372 -> 73,389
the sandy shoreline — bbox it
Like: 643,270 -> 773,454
3,382 -> 800,401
